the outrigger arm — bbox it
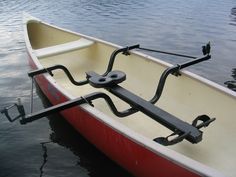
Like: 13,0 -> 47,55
1,42 -> 215,146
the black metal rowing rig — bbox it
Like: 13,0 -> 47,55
1,42 -> 215,146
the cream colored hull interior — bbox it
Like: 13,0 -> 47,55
27,21 -> 236,177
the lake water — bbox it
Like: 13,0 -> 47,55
0,1 -> 236,176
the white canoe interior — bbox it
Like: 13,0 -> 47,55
25,18 -> 236,177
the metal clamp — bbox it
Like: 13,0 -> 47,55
0,98 -> 25,122
153,114 -> 216,146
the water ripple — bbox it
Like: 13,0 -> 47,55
0,1 -> 236,177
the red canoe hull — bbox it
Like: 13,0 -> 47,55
27,54 -> 201,177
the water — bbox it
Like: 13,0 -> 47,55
0,1 -> 236,176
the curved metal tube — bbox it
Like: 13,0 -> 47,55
149,65 -> 179,104
103,44 -> 140,76
85,92 -> 138,117
28,65 -> 88,86
149,54 -> 211,104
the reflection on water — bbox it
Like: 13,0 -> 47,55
231,7 -> 236,16
232,68 -> 236,80
39,141 -> 51,177
36,86 -> 132,177
230,7 -> 236,26
224,68 -> 236,91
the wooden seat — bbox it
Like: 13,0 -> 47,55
34,38 -> 94,58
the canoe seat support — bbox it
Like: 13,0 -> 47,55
86,71 -> 215,145
34,38 -> 94,58
1,43 -> 215,146
86,70 -> 126,88
1,73 -> 215,146
84,43 -> 214,145
1,64 -> 215,145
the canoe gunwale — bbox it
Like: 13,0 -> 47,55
23,13 -> 227,177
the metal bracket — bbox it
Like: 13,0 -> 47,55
153,115 -> 216,146
0,98 -> 25,122
154,131 -> 190,146
202,42 -> 211,55
192,115 -> 216,129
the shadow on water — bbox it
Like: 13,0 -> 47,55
39,141 -> 51,177
231,7 -> 236,16
224,68 -> 236,91
35,85 -> 132,177
229,7 -> 236,26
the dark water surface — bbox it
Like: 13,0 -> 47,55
0,1 -> 236,177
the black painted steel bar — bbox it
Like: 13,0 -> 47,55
20,96 -> 87,124
107,85 -> 202,144
178,54 -> 211,69
138,47 -> 197,59
19,92 -> 138,124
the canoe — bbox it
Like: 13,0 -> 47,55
22,14 -> 236,177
